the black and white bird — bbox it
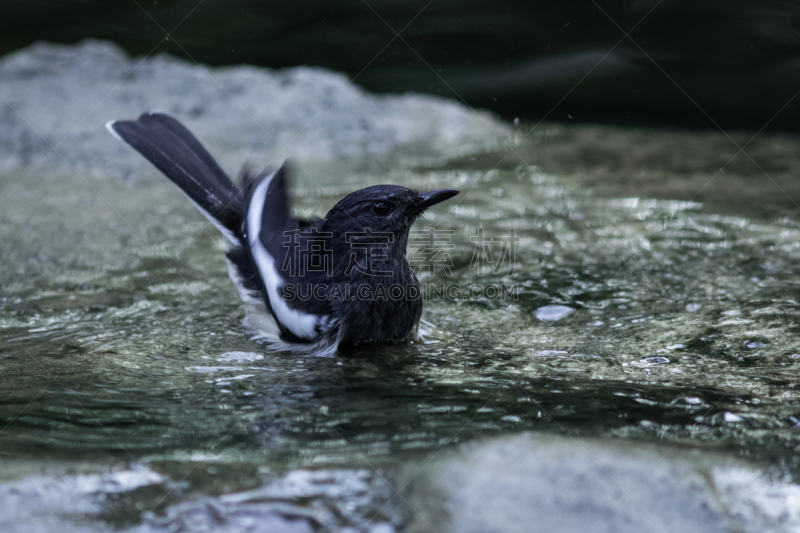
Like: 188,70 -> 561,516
106,112 -> 458,356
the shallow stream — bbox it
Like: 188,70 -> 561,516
3,118 -> 800,530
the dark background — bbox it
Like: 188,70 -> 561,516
3,0 -> 800,131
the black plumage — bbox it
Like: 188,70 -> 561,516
107,112 -> 458,355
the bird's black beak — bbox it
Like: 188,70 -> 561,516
406,189 -> 460,218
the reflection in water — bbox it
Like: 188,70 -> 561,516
3,125 -> 800,529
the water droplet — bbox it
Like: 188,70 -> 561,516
185,366 -> 241,373
217,351 -> 264,363
534,305 -> 575,322
724,412 -> 744,423
532,350 -> 568,357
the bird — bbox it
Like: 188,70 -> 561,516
106,112 -> 459,356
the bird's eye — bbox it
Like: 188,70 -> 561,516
372,202 -> 391,216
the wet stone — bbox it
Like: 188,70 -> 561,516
403,433 -> 800,533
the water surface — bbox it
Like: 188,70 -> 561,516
2,123 -> 800,530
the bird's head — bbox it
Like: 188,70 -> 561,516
324,185 -> 459,241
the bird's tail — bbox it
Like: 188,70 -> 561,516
107,112 -> 243,243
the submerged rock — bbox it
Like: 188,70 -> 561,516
0,465 -> 165,533
403,433 -> 800,533
0,463 -> 396,533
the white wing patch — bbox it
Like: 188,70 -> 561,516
227,255 -> 340,356
225,257 -> 280,339
247,171 -> 327,341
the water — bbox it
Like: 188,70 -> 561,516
3,123 -> 800,530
